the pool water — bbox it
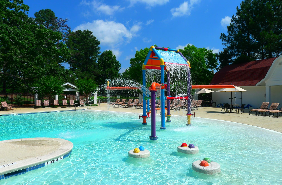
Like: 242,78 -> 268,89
1,110 -> 282,184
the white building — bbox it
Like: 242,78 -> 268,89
210,56 -> 282,109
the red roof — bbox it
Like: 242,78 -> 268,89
210,58 -> 277,86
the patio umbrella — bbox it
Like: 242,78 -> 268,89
196,88 -> 214,94
216,86 -> 246,106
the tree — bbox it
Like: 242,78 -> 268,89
0,0 -> 69,96
217,49 -> 233,69
220,0 -> 282,67
66,30 -> 100,79
33,76 -> 64,100
97,50 -> 121,87
75,78 -> 97,104
0,0 -> 29,94
180,45 -> 218,85
121,69 -> 131,79
126,47 -> 150,84
34,9 -> 70,42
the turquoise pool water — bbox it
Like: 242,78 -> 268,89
1,110 -> 282,184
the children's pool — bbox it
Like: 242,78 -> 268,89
1,110 -> 282,184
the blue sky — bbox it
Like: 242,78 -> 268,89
24,0 -> 242,72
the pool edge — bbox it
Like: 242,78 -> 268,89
0,138 -> 73,180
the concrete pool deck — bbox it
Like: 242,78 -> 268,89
0,103 -> 281,178
0,138 -> 73,179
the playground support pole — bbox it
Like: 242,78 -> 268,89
166,71 -> 171,122
150,90 -> 158,140
142,69 -> 147,125
186,67 -> 192,126
160,65 -> 166,129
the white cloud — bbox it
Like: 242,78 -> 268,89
143,38 -> 152,43
125,55 -> 133,61
146,19 -> 154,25
176,45 -> 185,50
171,0 -> 200,17
134,47 -> 138,51
80,0 -> 90,5
74,20 -> 141,46
176,44 -> 192,50
221,16 -> 231,28
206,47 -> 220,54
81,0 -> 124,15
129,0 -> 169,7
82,11 -> 91,17
130,23 -> 142,33
111,49 -> 122,59
120,67 -> 127,73
97,4 -> 123,15
190,0 -> 201,6
211,48 -> 220,54
171,2 -> 189,17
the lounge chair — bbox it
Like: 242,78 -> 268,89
170,99 -> 178,110
80,100 -> 85,106
1,101 -> 13,111
174,100 -> 184,111
62,100 -> 68,108
53,100 -> 59,107
43,100 -> 49,107
122,99 -> 133,108
136,100 -> 143,109
257,103 -> 279,116
130,99 -> 139,108
191,99 -> 197,110
116,99 -> 126,107
35,100 -> 41,108
268,107 -> 282,118
249,102 -> 269,115
70,100 -> 75,107
196,100 -> 203,109
112,99 -> 120,107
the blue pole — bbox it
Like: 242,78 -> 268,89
160,65 -> 166,129
166,71 -> 171,122
150,90 -> 158,140
187,67 -> 192,126
142,69 -> 147,125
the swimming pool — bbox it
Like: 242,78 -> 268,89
1,110 -> 282,184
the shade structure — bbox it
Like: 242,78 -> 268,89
216,86 -> 246,93
196,88 -> 214,94
216,86 -> 247,106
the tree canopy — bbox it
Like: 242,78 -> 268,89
180,45 -> 218,85
34,9 -> 70,42
66,30 -> 100,79
0,0 -> 68,97
219,0 -> 282,67
76,78 -> 97,104
124,47 -> 150,84
97,50 -> 121,87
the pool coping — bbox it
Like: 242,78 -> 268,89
195,116 -> 282,134
0,138 -> 73,180
0,109 -> 83,116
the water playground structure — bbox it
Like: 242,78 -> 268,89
128,146 -> 150,158
177,143 -> 199,154
107,46 -> 235,140
192,158 -> 221,175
